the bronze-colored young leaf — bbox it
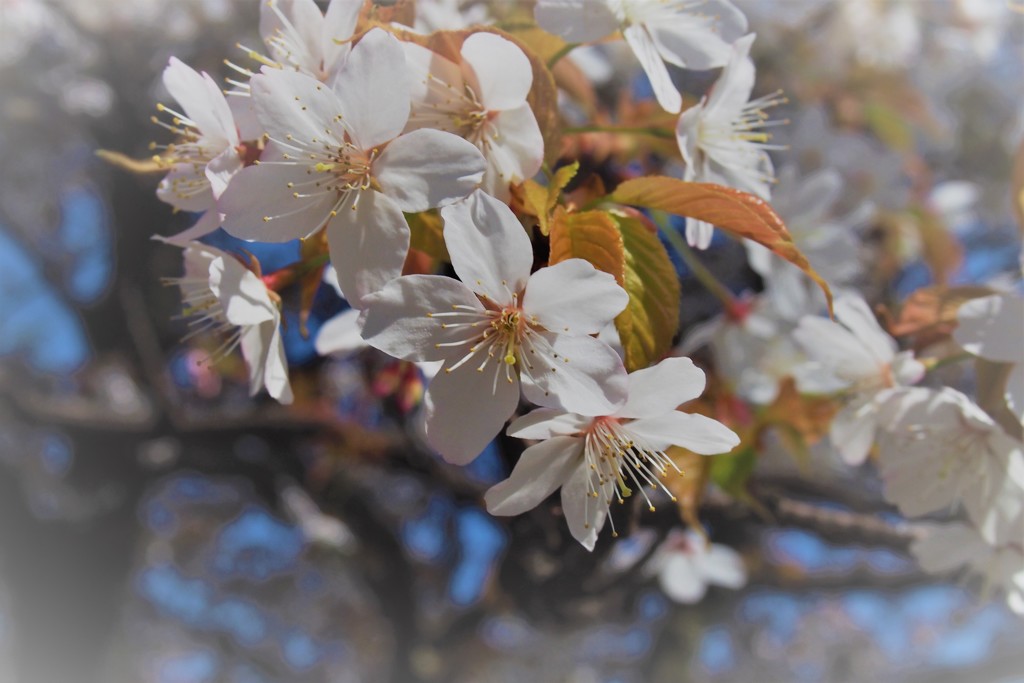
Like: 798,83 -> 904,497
407,210 -> 449,263
608,176 -> 833,314
664,446 -> 709,529
547,208 -> 625,283
521,161 -> 580,235
613,211 -> 680,372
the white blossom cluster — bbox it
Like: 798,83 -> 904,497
141,0 -> 1024,609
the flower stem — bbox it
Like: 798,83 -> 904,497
563,125 -> 676,140
654,211 -> 738,310
546,42 -> 579,70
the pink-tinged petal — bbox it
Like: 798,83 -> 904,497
480,105 -> 544,200
157,164 -> 215,213
520,332 -> 628,415
423,358 -> 520,464
228,96 -> 263,141
163,57 -> 237,145
702,34 -> 755,120
560,463 -> 605,551
361,274 -> 484,362
507,408 -> 592,439
326,190 -> 409,308
251,69 -> 346,144
954,293 -> 1024,364
616,357 -> 706,419
315,308 -> 366,357
162,209 -> 222,245
830,400 -> 878,466
461,33 -> 532,111
208,257 -> 277,326
658,554 -> 707,603
205,147 -> 243,199
699,544 -> 747,589
374,129 -> 485,212
484,436 -> 583,515
219,161 -> 333,241
534,0 -> 619,44
333,29 -> 410,149
441,190 -> 533,304
628,412 -> 739,454
623,24 -> 681,114
523,259 -> 628,335
834,294 -> 897,363
321,0 -> 361,70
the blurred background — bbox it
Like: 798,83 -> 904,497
1,1 -> 1024,682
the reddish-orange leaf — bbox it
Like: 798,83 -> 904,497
608,176 -> 834,314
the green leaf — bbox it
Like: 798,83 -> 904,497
709,446 -> 757,497
612,211 -> 680,372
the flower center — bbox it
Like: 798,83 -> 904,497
581,417 -> 683,537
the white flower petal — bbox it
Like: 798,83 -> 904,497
251,69 -> 346,145
326,190 -> 410,308
219,158 -> 333,241
157,164 -> 214,213
207,257 -> 276,326
333,29 -> 410,149
484,436 -> 583,515
461,32 -> 533,111
520,332 -> 628,415
700,544 -> 748,589
260,0 -> 325,74
163,57 -> 237,145
629,412 -> 739,454
424,358 -> 520,464
360,274 -> 485,361
375,128 -> 485,213
658,554 -> 707,603
830,399 -> 879,466
834,294 -> 896,364
954,293 -> 1024,364
1008,364 -> 1024,425
793,316 -> 879,383
507,408 -> 591,439
560,462 -> 605,551
162,209 -> 222,246
703,33 -> 755,120
315,308 -> 366,357
616,357 -> 706,419
441,190 -> 533,304
205,147 -> 243,199
649,19 -> 735,72
623,24 -> 681,114
320,0 -> 361,71
534,0 -> 619,43
479,104 -> 544,200
523,259 -> 628,336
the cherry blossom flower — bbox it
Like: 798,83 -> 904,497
168,241 -> 292,403
153,57 -> 243,244
534,0 -> 748,113
954,292 -> 1024,426
219,29 -> 486,308
744,166 -> 871,320
644,528 -> 747,603
238,0 -> 361,84
675,33 -> 783,248
484,357 -> 739,550
878,387 -> 1024,544
404,32 -> 544,201
912,523 -> 1024,616
793,294 -> 925,466
360,190 -> 630,464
